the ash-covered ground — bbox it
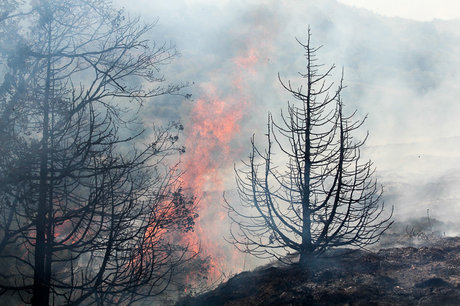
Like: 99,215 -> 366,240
177,234 -> 460,305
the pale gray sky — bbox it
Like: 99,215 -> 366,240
337,0 -> 460,21
124,0 -> 460,21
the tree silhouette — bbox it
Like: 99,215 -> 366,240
0,0 -> 196,304
226,29 -> 393,267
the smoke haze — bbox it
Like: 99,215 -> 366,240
114,0 -> 460,270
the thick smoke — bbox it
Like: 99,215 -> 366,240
115,0 -> 460,271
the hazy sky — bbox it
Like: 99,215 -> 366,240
117,0 -> 460,21
337,0 -> 460,21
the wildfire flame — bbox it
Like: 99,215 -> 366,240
180,46 -> 262,281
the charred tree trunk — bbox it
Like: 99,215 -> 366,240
300,34 -> 313,267
32,22 -> 52,306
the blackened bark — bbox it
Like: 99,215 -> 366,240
32,23 -> 52,306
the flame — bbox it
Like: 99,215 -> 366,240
180,45 -> 265,282
179,8 -> 278,283
181,93 -> 244,279
234,48 -> 259,71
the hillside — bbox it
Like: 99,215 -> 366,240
177,237 -> 460,305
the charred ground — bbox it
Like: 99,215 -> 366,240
177,236 -> 460,305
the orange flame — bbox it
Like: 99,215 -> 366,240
180,45 -> 266,282
176,6 -> 280,284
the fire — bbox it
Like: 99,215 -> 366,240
180,45 -> 266,283
234,48 -> 259,71
176,7 -> 278,283
181,93 -> 244,279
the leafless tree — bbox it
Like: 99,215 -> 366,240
0,0 -> 32,23
0,0 -> 197,305
226,29 -> 393,268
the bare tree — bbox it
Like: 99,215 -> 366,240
226,29 -> 393,267
0,0 -> 32,23
0,0 -> 197,305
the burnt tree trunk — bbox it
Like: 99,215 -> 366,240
32,23 -> 52,306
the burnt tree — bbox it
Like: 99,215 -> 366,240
0,0 -> 196,305
227,29 -> 392,267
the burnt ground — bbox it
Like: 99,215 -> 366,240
176,237 -> 460,305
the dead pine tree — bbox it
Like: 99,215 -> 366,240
226,28 -> 393,269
